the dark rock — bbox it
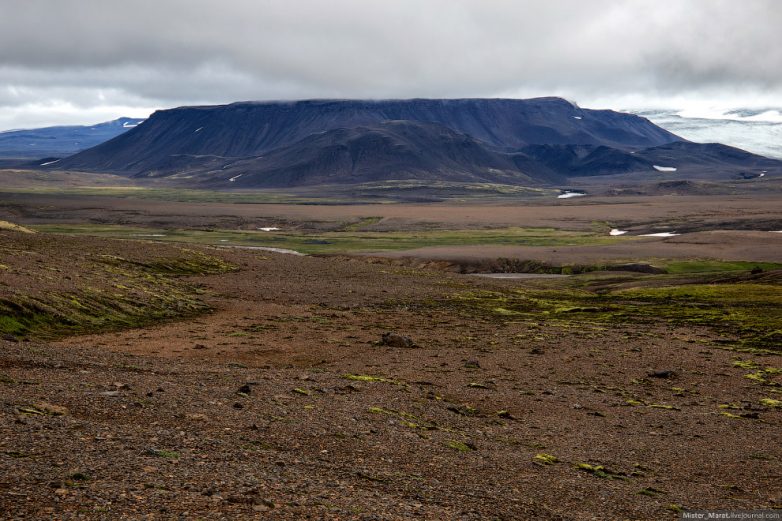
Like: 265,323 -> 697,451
648,370 -> 675,379
237,384 -> 252,395
605,263 -> 666,274
380,332 -> 418,348
447,404 -> 478,416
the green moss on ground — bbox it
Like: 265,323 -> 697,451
575,463 -> 627,480
442,274 -> 782,352
447,440 -> 474,452
31,224 -> 626,255
533,453 -> 559,466
0,250 -> 234,340
663,260 -> 782,274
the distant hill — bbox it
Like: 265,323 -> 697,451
0,118 -> 143,160
50,99 -> 782,187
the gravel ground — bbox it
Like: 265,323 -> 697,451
1,232 -> 780,519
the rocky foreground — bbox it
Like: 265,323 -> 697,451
1,231 -> 780,519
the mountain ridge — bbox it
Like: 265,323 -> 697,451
48,98 -> 782,187
0,117 -> 143,159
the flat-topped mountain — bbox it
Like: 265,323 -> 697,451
51,98 -> 781,187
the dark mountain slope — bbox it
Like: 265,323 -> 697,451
0,118 -> 143,159
517,144 -> 654,177
158,121 -> 537,187
55,98 -> 680,175
636,141 -> 781,170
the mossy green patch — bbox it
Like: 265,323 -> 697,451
493,307 -> 521,316
0,249 -> 232,339
574,463 -> 627,480
664,260 -> 782,274
341,216 -> 383,232
148,449 -> 180,459
648,404 -> 680,411
0,286 -> 208,340
447,440 -> 474,452
744,367 -> 781,386
613,284 -> 782,351
467,382 -> 491,389
0,315 -> 25,335
533,453 -> 559,466
31,224 -> 624,255
342,374 -> 400,385
98,250 -> 236,275
442,278 -> 782,352
367,406 -> 439,431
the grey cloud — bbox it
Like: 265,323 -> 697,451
0,0 -> 780,128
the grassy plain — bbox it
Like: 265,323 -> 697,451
31,223 -> 627,254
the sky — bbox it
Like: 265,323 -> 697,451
1,0 -> 781,130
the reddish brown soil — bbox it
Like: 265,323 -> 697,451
1,232 -> 780,519
369,231 -> 782,264
2,189 -> 782,233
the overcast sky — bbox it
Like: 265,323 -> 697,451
1,0 -> 781,129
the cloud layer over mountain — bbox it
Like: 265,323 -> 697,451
1,0 -> 780,128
